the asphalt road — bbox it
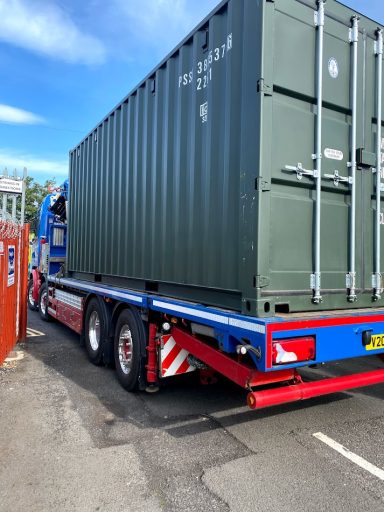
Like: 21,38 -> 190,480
1,312 -> 384,511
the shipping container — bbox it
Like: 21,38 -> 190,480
68,0 -> 384,318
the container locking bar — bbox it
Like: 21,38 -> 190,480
346,16 -> 359,302
373,29 -> 383,301
309,0 -> 326,304
313,0 -> 325,304
286,1 -> 325,304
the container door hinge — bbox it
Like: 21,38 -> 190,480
257,79 -> 272,96
255,177 -> 271,191
255,275 -> 270,288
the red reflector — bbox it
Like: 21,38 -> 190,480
272,337 -> 316,365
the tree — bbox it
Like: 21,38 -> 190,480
23,177 -> 56,230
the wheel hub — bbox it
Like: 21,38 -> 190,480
89,311 -> 101,351
118,325 -> 133,375
29,286 -> 35,306
40,290 -> 47,315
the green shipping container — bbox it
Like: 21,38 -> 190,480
68,0 -> 384,317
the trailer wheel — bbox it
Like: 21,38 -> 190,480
114,308 -> 146,391
38,284 -> 51,322
84,298 -> 107,366
28,279 -> 38,311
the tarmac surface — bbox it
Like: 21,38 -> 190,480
1,312 -> 384,511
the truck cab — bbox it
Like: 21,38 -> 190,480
28,180 -> 68,315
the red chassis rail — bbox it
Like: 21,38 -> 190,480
170,327 -> 296,388
169,327 -> 384,410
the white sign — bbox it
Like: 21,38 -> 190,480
7,245 -> 15,287
0,241 -> 3,254
200,102 -> 208,124
328,57 -> 339,79
0,178 -> 23,195
324,148 -> 344,161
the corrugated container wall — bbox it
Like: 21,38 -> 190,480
68,0 -> 384,317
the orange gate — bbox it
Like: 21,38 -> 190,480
0,220 -> 29,364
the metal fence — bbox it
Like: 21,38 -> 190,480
0,169 -> 29,364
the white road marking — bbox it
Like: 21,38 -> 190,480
4,351 -> 24,362
313,432 -> 384,481
26,328 -> 45,338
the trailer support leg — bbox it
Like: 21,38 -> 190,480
146,323 -> 159,392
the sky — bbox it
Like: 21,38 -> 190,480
0,0 -> 383,184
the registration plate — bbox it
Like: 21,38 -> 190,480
365,334 -> 384,351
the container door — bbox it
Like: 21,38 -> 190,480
264,0 -> 384,312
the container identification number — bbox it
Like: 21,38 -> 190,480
178,33 -> 233,91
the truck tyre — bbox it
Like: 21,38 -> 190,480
38,284 -> 51,322
84,298 -> 107,366
28,279 -> 38,311
114,308 -> 146,391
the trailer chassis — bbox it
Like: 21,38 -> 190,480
47,276 -> 384,410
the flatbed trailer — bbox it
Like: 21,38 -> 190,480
47,276 -> 384,409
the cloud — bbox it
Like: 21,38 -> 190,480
0,0 -> 106,65
115,0 -> 190,38
109,0 -> 218,58
0,149 -> 67,178
0,104 -> 45,125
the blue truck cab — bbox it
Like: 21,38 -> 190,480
28,180 -> 69,312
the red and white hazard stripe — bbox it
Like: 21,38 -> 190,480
160,335 -> 195,377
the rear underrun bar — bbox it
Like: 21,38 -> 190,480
171,327 -> 384,411
247,368 -> 384,409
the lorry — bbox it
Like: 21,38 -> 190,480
34,0 -> 384,409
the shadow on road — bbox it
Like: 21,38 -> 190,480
25,311 -> 361,441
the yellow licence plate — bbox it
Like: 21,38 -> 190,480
366,334 -> 384,351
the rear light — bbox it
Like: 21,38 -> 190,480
272,336 -> 316,365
